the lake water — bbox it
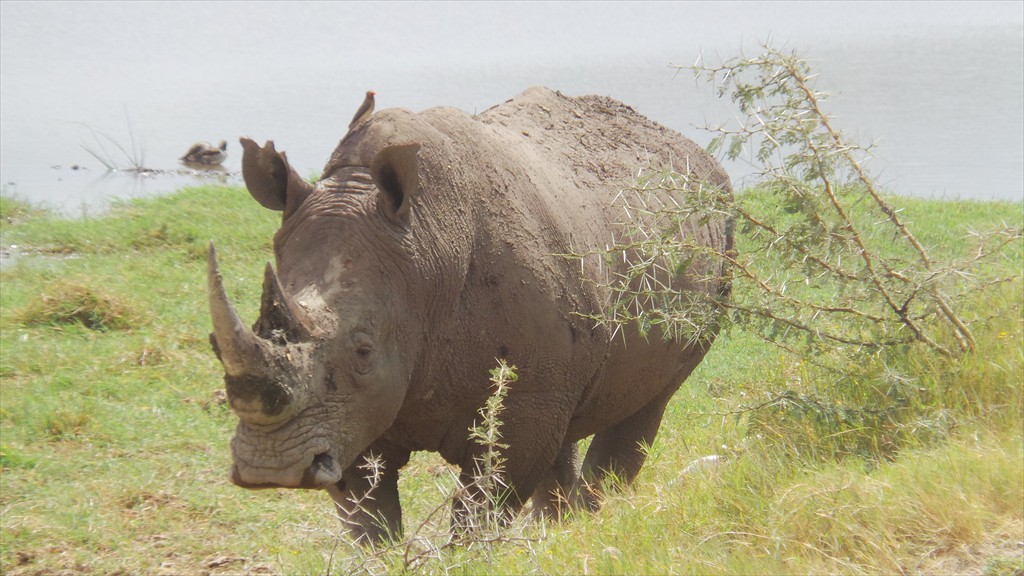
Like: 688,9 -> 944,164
1,1 -> 1022,216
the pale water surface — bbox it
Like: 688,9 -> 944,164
1,1 -> 1022,215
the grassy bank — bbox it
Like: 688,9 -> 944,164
1,186 -> 1021,575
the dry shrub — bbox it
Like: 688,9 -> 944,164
17,282 -> 141,331
44,408 -> 91,440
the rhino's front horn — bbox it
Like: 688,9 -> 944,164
207,242 -> 267,377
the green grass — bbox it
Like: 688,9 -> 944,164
0,187 -> 1021,575
0,192 -> 47,224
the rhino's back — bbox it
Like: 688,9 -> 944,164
460,87 -> 730,300
478,87 -> 728,234
479,87 -> 723,187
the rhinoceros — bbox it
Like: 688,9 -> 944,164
208,87 -> 732,542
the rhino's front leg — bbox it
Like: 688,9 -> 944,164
325,443 -> 410,544
530,440 -> 581,520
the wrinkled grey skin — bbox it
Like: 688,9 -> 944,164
208,87 -> 732,542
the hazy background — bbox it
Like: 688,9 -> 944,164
2,1 -> 1022,214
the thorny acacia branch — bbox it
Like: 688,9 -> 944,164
565,43 -> 1020,369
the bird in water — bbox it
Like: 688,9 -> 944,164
349,91 -> 375,130
180,140 -> 227,165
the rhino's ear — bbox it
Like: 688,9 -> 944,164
371,143 -> 421,226
240,137 -> 313,216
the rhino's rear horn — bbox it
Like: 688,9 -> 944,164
255,262 -> 315,343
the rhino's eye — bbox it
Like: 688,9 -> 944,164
352,333 -> 376,375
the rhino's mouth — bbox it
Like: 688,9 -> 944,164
230,451 -> 343,490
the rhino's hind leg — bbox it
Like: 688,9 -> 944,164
325,444 -> 410,544
529,440 -> 581,520
577,384 -> 679,511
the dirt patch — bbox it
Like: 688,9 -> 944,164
916,521 -> 1024,575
